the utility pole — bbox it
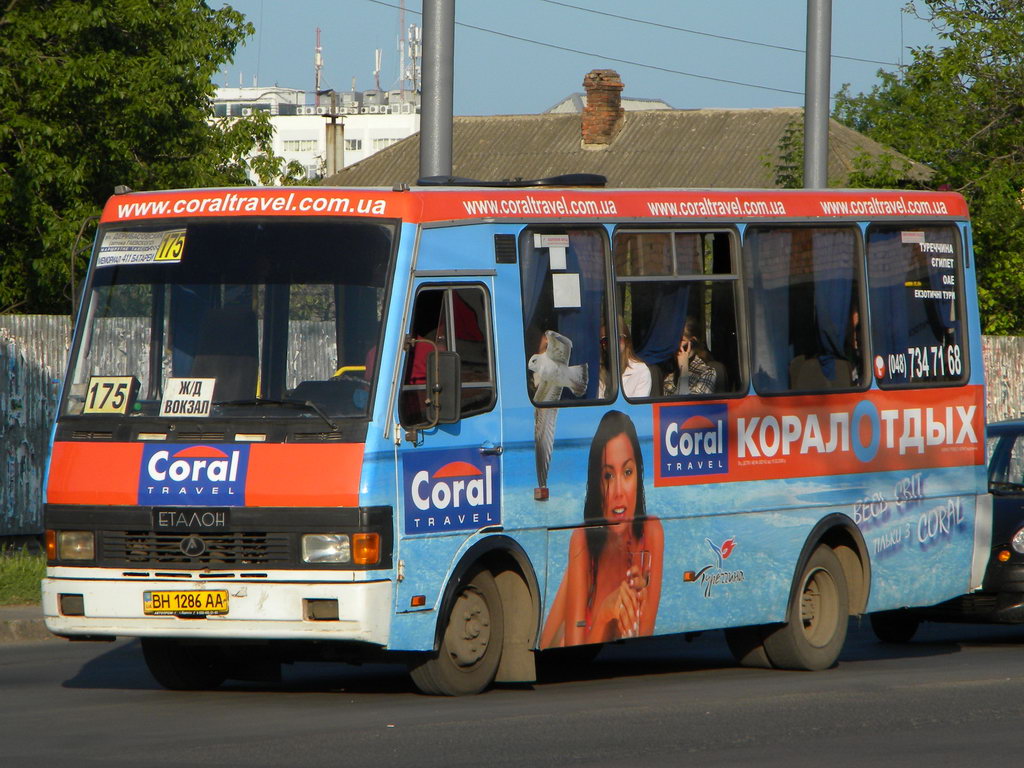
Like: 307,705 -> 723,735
419,0 -> 454,179
803,0 -> 832,189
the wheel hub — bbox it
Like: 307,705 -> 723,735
445,587 -> 491,668
799,567 -> 838,648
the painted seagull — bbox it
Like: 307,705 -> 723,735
528,329 -> 588,491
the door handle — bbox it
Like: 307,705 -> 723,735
479,443 -> 503,456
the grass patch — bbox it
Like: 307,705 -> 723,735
0,547 -> 45,605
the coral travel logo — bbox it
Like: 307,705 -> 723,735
656,403 -> 729,484
403,448 -> 500,533
138,444 -> 249,505
684,537 -> 746,598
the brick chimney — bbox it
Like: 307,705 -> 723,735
581,69 -> 624,147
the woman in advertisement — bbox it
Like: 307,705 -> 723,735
541,410 -> 664,647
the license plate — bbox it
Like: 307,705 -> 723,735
143,590 -> 229,616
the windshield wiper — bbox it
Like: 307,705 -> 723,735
214,397 -> 337,431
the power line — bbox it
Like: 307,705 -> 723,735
537,0 -> 899,67
362,0 -> 804,96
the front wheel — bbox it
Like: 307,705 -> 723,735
762,545 -> 849,671
409,568 -> 504,695
141,638 -> 227,690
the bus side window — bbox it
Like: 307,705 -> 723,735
612,229 -> 742,398
520,228 -> 609,404
744,226 -> 865,395
866,225 -> 965,387
399,285 -> 496,426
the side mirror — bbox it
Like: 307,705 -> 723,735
426,350 -> 461,425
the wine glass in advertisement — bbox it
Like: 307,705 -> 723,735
625,548 -> 651,637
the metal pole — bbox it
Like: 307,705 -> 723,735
419,0 -> 454,179
803,0 -> 832,189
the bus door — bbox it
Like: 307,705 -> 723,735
392,279 -> 501,612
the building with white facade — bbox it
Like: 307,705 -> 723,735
213,86 -> 421,183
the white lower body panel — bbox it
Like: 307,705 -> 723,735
42,573 -> 393,645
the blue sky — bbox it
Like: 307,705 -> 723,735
217,1 -> 945,114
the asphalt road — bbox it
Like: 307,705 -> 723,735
4,619 -> 1024,767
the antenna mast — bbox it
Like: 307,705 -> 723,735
399,0 -> 406,94
314,27 -> 323,106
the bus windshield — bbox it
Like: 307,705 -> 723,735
65,217 -> 395,421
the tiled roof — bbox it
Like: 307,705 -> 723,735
323,107 -> 931,189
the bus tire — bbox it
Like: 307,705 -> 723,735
724,625 -> 771,668
409,568 -> 504,695
870,610 -> 920,643
141,638 -> 227,690
762,544 -> 849,671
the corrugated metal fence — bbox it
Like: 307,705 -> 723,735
2,314 -> 1024,536
1,316 -> 70,536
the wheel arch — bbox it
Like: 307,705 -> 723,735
433,535 -> 541,683
788,514 -> 871,616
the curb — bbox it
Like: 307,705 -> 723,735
0,606 -> 55,644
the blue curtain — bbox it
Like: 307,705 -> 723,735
521,230 -> 605,399
812,231 -> 855,380
745,230 -> 792,393
170,284 -> 218,375
868,231 -> 911,384
635,283 -> 689,365
926,239 -> 959,333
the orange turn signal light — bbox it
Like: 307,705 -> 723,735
998,549 -> 1012,563
352,533 -> 380,565
411,595 -> 426,607
45,530 -> 57,560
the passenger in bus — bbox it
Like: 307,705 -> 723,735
846,307 -> 862,385
540,410 -> 664,648
405,292 -> 447,386
598,316 -> 652,398
664,317 -> 717,395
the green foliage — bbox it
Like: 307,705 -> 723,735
767,120 -> 804,190
0,0 -> 298,314
767,118 -> 916,190
833,0 -> 1024,333
0,547 -> 45,605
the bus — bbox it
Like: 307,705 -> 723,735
42,181 -> 989,694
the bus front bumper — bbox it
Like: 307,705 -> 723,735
42,574 -> 393,645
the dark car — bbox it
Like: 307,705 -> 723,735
871,419 -> 1024,642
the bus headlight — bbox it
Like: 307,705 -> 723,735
58,531 -> 95,561
302,534 -> 351,563
1011,527 -> 1024,554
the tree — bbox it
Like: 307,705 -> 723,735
765,118 -> 916,191
833,0 -> 1024,334
0,0 -> 303,314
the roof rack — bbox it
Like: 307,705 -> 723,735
416,173 -> 607,188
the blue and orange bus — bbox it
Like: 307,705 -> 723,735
42,181 -> 989,694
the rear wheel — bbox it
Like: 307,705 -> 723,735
870,610 -> 921,643
762,545 -> 849,671
141,638 -> 227,691
724,625 -> 771,668
409,568 -> 504,695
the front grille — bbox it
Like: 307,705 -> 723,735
101,530 -> 291,567
174,432 -> 226,442
292,432 -> 349,442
